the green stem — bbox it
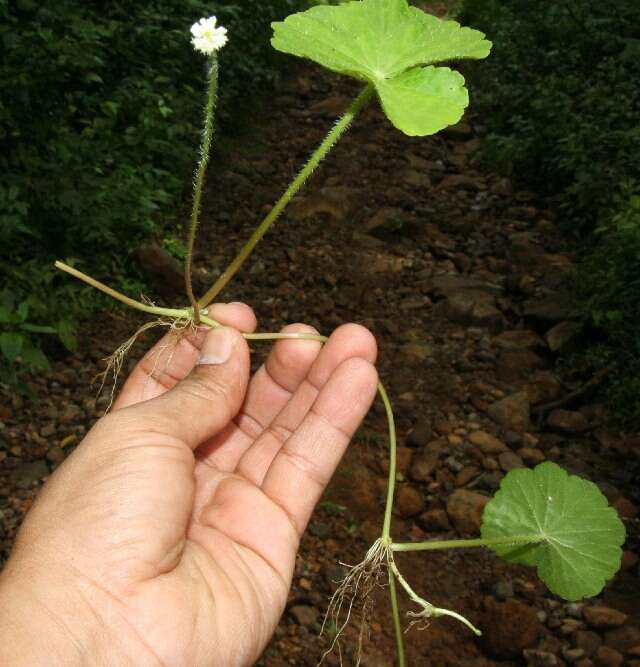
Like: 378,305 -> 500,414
389,571 -> 407,667
198,84 -> 376,308
186,56 -> 219,324
55,261 -> 188,319
391,534 -> 544,553
379,381 -> 398,541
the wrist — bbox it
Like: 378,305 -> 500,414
0,560 -> 157,666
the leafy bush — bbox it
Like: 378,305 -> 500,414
0,0 -> 303,381
460,0 -> 640,422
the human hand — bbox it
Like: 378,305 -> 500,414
0,304 -> 378,666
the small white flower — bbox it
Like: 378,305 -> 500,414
191,16 -> 228,55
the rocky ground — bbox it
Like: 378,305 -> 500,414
1,55 -> 639,667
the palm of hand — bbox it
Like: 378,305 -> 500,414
12,305 -> 377,667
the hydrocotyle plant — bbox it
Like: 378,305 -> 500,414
54,1 -> 626,665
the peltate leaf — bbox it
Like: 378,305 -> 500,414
481,462 -> 625,601
272,0 -> 490,137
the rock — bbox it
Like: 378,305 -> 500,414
441,290 -> 505,331
482,598 -> 542,659
546,321 -> 581,352
547,409 -> 590,434
288,186 -> 358,222
401,342 -> 434,365
446,490 -> 489,533
289,605 -> 319,627
46,446 -> 65,465
523,295 -> 577,326
498,451 -> 524,472
497,349 -> 545,383
488,392 -> 531,433
604,625 -> 640,653
594,646 -> 624,667
410,440 -> 445,481
135,242 -> 184,297
612,496 -> 638,519
518,447 -> 546,465
524,372 -> 563,405
584,606 -> 628,629
417,509 -> 451,532
456,465 -> 481,486
575,630 -> 602,658
524,649 -> 559,666
12,460 -> 49,489
395,486 -> 425,518
402,169 -> 432,189
361,207 -> 404,234
491,579 -> 514,601
493,330 -> 546,351
40,423 -> 56,438
405,416 -> 432,448
469,431 -> 508,455
428,274 -> 503,298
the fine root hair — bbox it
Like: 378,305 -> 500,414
319,538 -> 391,666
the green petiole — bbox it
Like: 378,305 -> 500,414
391,534 -> 545,553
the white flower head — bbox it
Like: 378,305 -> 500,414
191,16 -> 228,55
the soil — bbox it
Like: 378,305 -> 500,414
1,42 -> 639,667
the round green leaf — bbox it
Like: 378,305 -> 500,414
481,462 -> 626,601
271,0 -> 491,82
376,66 -> 468,136
0,332 -> 24,362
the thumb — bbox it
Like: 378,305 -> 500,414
131,326 -> 250,449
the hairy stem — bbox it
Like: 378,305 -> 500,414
186,56 -> 219,324
55,262 -> 188,319
389,571 -> 407,667
198,84 -> 376,307
391,534 -> 545,553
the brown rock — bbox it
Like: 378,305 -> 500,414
288,186 -> 358,222
499,451 -> 525,472
410,440 -> 445,482
482,598 -> 542,659
488,392 -> 531,433
523,649 -> 559,666
447,490 -> 489,533
604,625 -> 640,653
493,329 -> 546,350
361,207 -> 404,234
135,242 -> 184,297
440,289 -> 504,332
613,496 -> 638,519
395,486 -> 425,518
584,607 -> 628,629
469,430 -> 508,455
518,447 -> 546,465
401,342 -> 434,365
497,349 -> 545,383
405,415 -> 433,448
524,372 -> 563,405
594,646 -> 623,667
289,605 -> 319,627
575,630 -> 602,658
417,509 -> 451,532
547,409 -> 589,434
546,321 -> 580,352
456,465 -> 481,486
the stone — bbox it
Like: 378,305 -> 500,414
524,372 -> 563,405
518,447 -> 546,465
456,465 -> 480,486
46,446 -> 65,465
403,169 -> 432,189
401,342 -> 434,365
493,330 -> 546,351
395,486 -> 425,518
546,321 -> 581,352
482,598 -> 542,659
289,605 -> 319,627
417,509 -> 451,532
405,416 -> 432,448
410,440 -> 445,482
604,625 -> 640,653
13,460 -> 49,489
469,431 -> 508,455
361,207 -> 404,234
523,295 -> 577,326
594,646 -> 623,667
488,392 -> 531,433
523,649 -> 559,666
288,186 -> 358,222
575,630 -> 602,658
446,490 -> 489,533
440,289 -> 505,332
613,496 -> 638,519
584,606 -> 628,629
497,349 -> 546,383
498,451 -> 524,472
547,409 -> 589,434
428,274 -> 503,298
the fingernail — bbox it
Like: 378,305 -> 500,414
198,327 -> 235,365
228,301 -> 247,307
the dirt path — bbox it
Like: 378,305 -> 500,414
1,62 -> 638,666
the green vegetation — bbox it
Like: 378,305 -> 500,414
460,0 -> 640,422
0,0 -> 303,383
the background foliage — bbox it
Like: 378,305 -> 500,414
460,0 -> 640,422
0,0 -> 304,383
